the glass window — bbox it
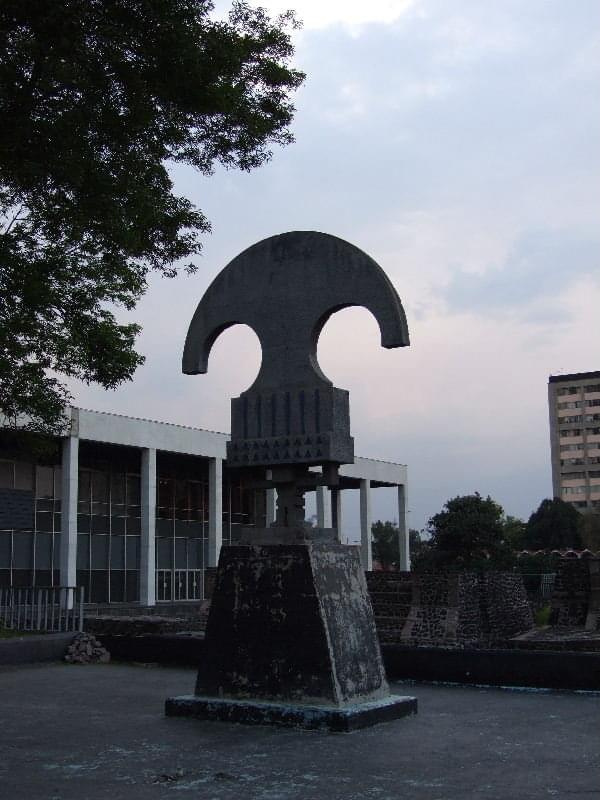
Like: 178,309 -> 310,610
91,471 -> 109,516
13,531 -> 34,569
126,516 -> 141,535
36,466 -> 54,499
126,537 -> 140,570
175,520 -> 196,538
52,533 -> 60,572
125,570 -> 139,602
92,471 -> 109,502
127,474 -> 141,509
156,538 -> 172,569
110,571 -> 125,603
35,532 -> 53,570
78,470 -> 91,509
111,516 -> 126,535
175,538 -> 187,569
0,460 -> 13,489
110,536 -> 125,569
77,514 -> 90,533
14,462 -> 33,491
91,535 -> 109,569
0,532 -> 11,568
53,467 -> 62,500
91,515 -> 110,535
77,535 -> 90,570
156,518 -> 172,538
36,511 -> 54,533
188,539 -> 203,569
157,478 -> 173,517
90,571 -> 108,603
110,472 -> 126,506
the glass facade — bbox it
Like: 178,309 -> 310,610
0,456 -> 62,588
76,442 -> 141,604
0,438 -> 265,603
155,452 -> 207,601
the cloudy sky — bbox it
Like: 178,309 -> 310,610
70,0 -> 600,536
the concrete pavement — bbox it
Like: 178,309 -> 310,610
1,662 -> 598,800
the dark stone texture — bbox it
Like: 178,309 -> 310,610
0,487 -> 34,529
165,693 -> 417,732
182,231 -> 409,470
550,557 -> 598,629
367,570 -> 533,648
194,543 -> 388,706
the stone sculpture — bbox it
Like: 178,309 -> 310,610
166,231 -> 417,730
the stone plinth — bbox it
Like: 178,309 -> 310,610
166,538 -> 417,729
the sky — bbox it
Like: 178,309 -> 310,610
68,0 -> 600,537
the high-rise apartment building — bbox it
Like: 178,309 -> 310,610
548,371 -> 600,512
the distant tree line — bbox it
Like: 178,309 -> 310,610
372,494 -> 600,572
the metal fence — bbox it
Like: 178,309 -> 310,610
0,586 -> 84,633
520,572 -> 556,602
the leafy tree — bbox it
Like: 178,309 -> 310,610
0,1 -> 304,433
501,515 -> 526,552
524,498 -> 582,550
371,520 -> 400,568
423,493 -> 512,569
409,527 -> 429,562
579,512 -> 600,553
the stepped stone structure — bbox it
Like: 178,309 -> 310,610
166,231 -> 417,730
550,558 -> 600,630
367,571 -> 533,648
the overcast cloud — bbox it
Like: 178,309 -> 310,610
68,0 -> 600,536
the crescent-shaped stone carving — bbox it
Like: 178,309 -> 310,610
183,231 -> 409,390
183,231 -> 409,468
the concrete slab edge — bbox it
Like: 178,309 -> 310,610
165,693 -> 417,732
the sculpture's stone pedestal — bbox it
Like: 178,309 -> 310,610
166,535 -> 417,730
165,693 -> 417,732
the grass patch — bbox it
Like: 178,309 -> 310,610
0,624 -> 41,639
534,605 -> 552,627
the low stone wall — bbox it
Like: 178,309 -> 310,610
85,612 -> 209,638
367,571 -> 533,649
550,558 -> 599,630
365,572 -> 412,644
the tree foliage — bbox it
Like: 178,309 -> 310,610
0,0 -> 304,432
371,520 -> 400,568
524,498 -> 582,550
420,492 -> 512,570
501,514 -> 526,551
579,512 -> 600,553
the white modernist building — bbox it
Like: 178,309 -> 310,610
0,407 -> 409,605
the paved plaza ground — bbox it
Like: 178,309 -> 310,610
1,662 -> 599,800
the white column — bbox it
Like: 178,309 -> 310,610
316,485 -> 332,528
208,457 -> 223,567
359,479 -> 373,571
265,489 -> 276,526
398,483 -> 411,571
331,488 -> 342,542
265,469 -> 276,526
140,448 -> 157,606
59,434 -> 79,605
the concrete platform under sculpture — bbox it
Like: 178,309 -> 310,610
166,539 -> 417,730
166,693 -> 417,732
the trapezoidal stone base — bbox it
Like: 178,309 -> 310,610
165,536 -> 417,730
165,693 -> 417,732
